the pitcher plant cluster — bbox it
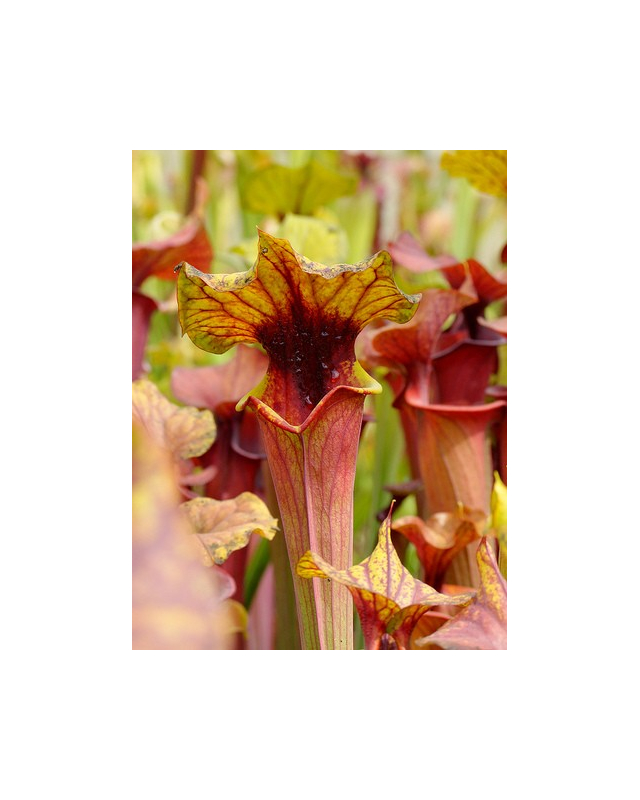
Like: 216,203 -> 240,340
132,150 -> 507,650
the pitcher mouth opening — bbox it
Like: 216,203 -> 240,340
237,375 -> 382,435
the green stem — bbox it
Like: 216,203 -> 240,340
450,178 -> 479,261
243,538 -> 271,610
366,382 -> 405,555
262,462 -> 300,650
270,532 -> 302,650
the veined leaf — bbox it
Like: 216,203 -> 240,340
180,493 -> 278,565
392,505 -> 487,590
414,537 -> 507,650
297,510 -> 474,649
132,378 -> 215,460
176,231 -> 420,648
177,230 -> 419,426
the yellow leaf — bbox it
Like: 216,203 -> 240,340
180,492 -> 278,565
490,471 -> 507,579
242,160 -> 357,216
132,378 -> 216,460
297,510 -> 473,648
176,230 -> 419,426
441,150 -> 507,197
277,213 -> 348,265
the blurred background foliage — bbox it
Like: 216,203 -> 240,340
132,149 -> 506,647
133,149 -> 506,269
